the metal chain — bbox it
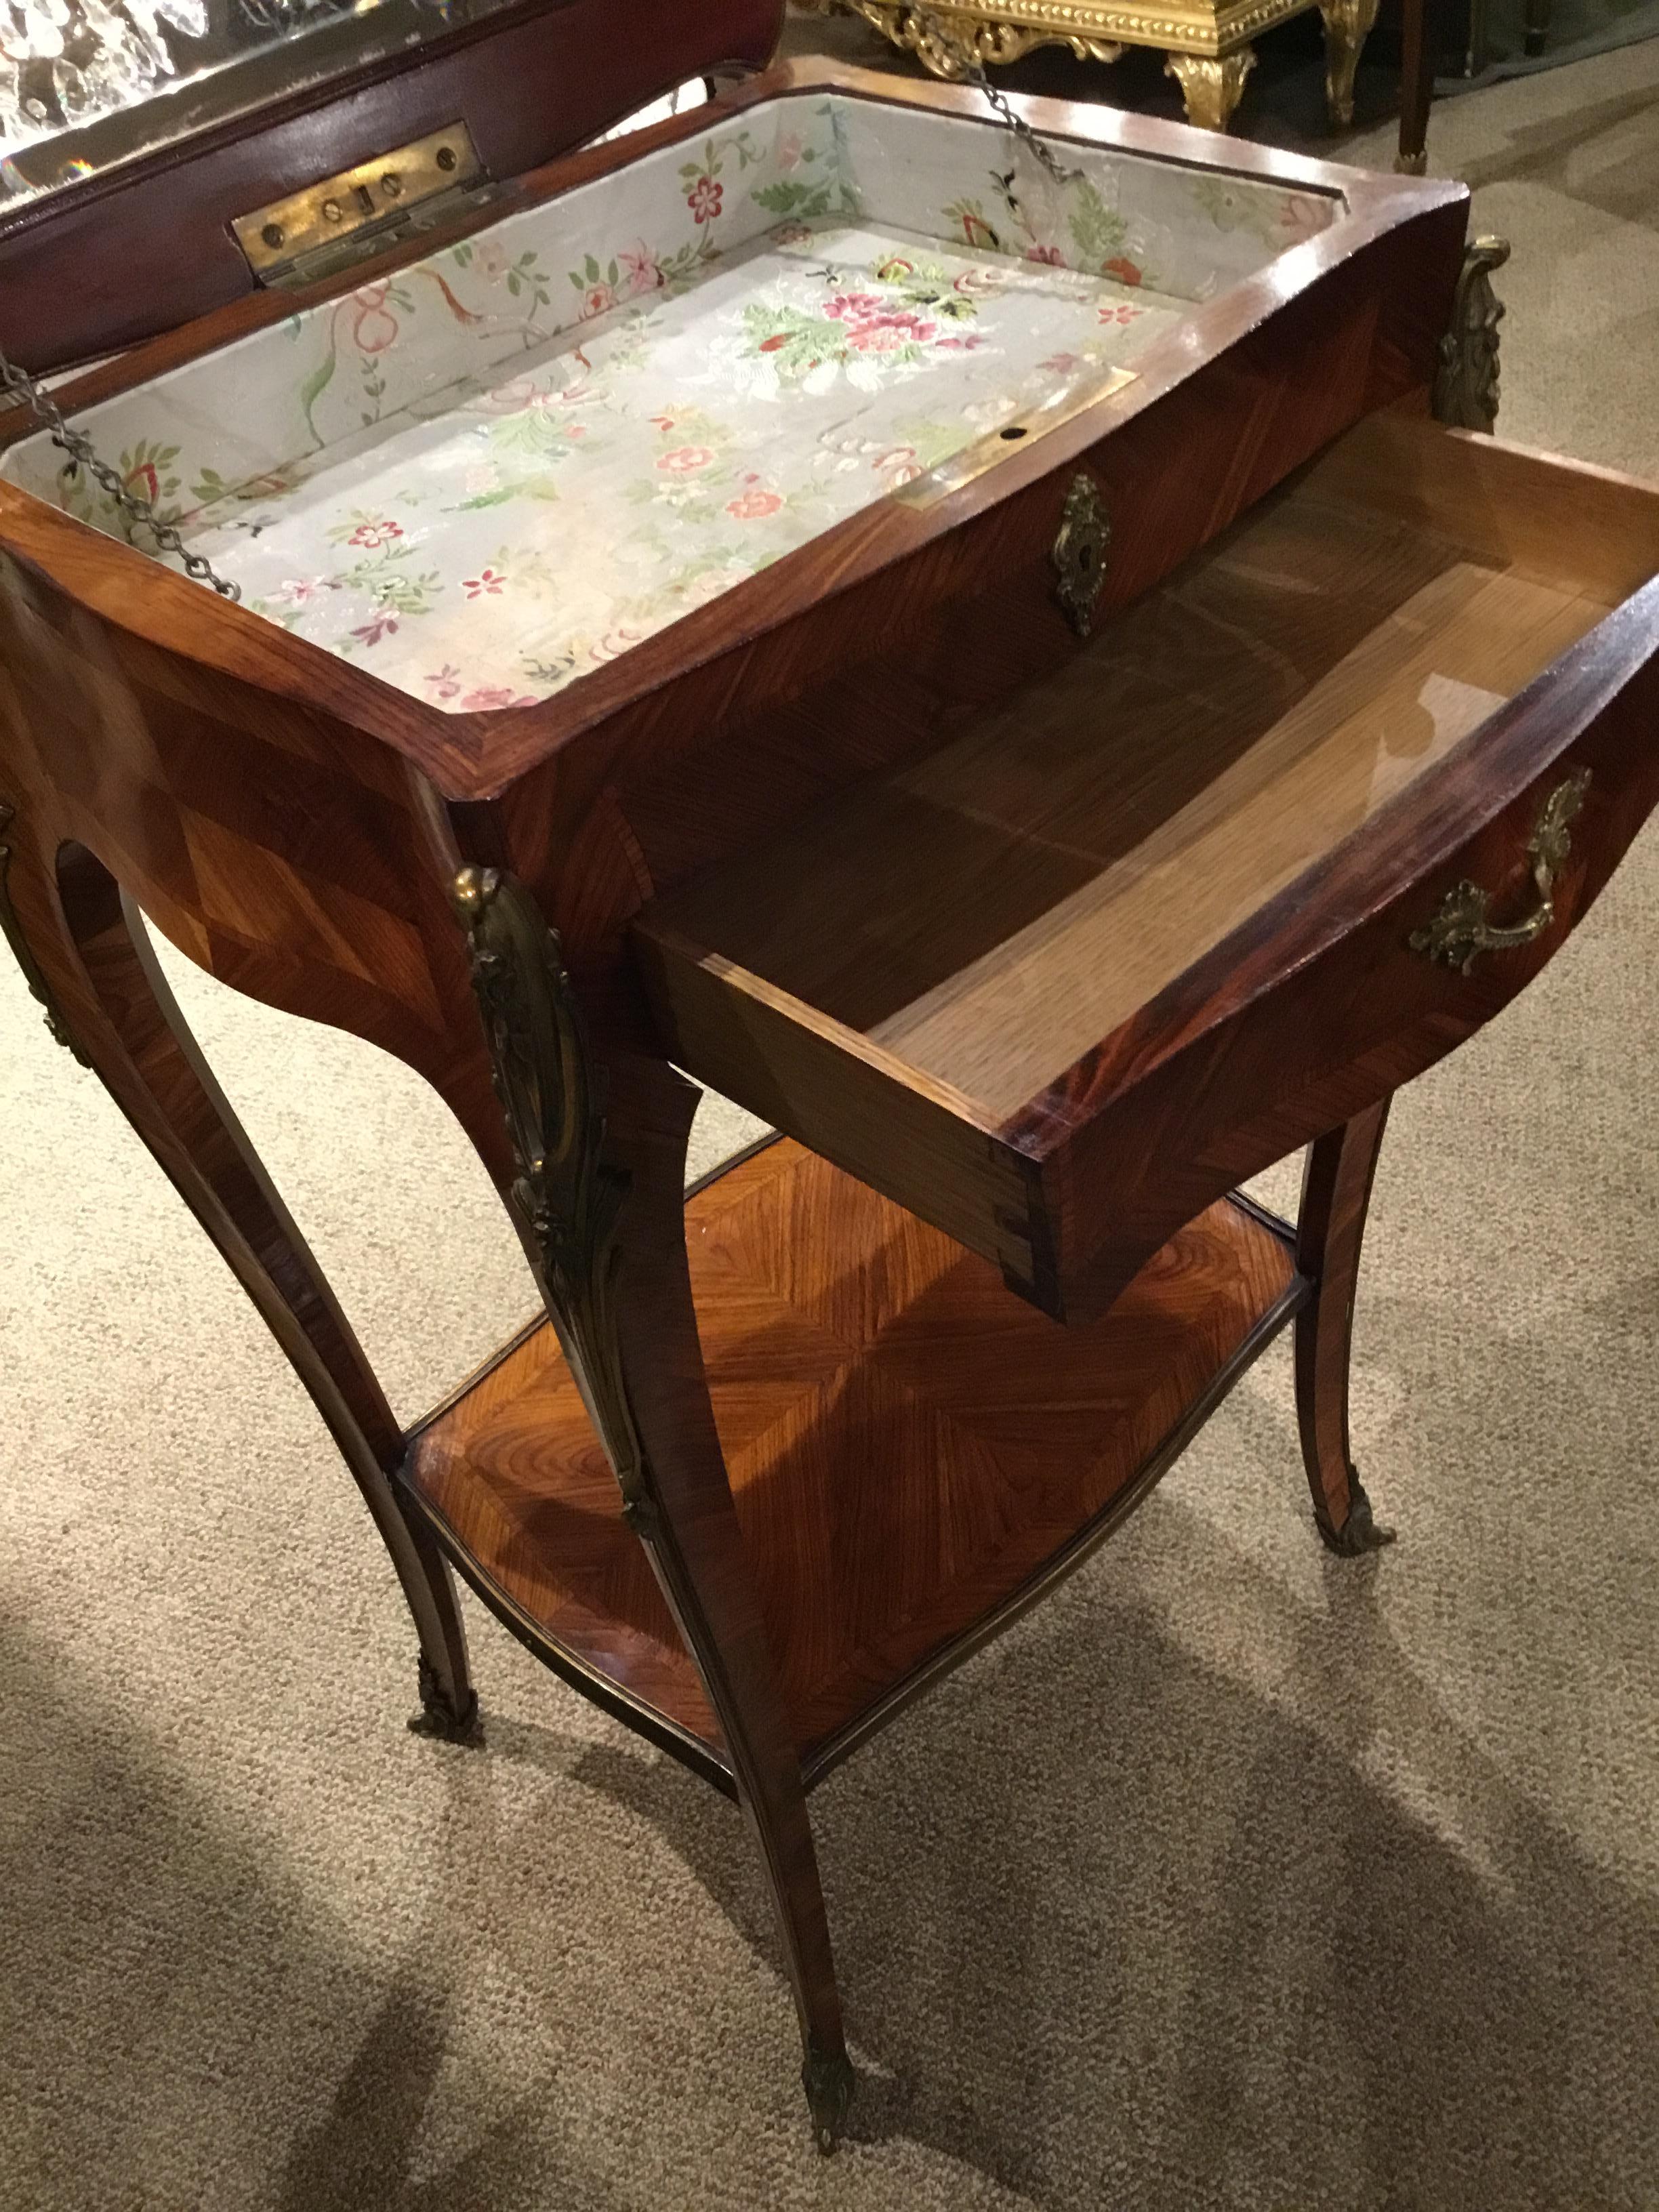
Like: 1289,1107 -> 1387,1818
903,4 -> 1083,185
0,352 -> 241,600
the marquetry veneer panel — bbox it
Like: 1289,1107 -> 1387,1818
404,1139 -> 1299,1774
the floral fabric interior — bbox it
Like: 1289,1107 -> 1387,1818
3,94 -> 1340,714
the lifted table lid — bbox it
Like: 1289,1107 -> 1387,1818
0,0 -> 783,370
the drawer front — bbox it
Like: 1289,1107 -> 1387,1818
1040,590 -> 1659,1321
637,422 -> 1659,1330
632,932 -> 1044,1292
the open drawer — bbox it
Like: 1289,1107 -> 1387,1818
634,409 -> 1659,1323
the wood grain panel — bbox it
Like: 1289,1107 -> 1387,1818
403,1140 -> 1300,1773
0,547 -> 514,1183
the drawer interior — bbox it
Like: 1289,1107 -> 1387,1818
636,412 -> 1659,1129
0,91 -> 1343,717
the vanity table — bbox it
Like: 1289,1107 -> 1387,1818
3,0 -> 1658,2154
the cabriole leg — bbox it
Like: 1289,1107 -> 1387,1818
1319,0 -> 1381,125
1164,46 -> 1256,131
450,867 -> 853,2151
2,815 -> 477,1742
1294,1099 -> 1397,1555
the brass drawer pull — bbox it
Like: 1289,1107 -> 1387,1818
1410,767 -> 1592,975
1052,474 -> 1110,638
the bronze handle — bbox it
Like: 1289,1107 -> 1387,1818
1409,767 -> 1591,975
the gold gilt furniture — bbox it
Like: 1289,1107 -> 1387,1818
798,0 -> 1384,136
5,0 -> 1659,2159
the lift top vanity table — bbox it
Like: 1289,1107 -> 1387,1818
4,0 -> 1658,2155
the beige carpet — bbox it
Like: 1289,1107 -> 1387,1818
4,42 -> 1658,2212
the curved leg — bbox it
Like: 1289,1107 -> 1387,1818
3,815 -> 477,1740
1320,0 -> 1382,126
450,868 -> 853,2151
1165,47 -> 1256,133
1395,0 -> 1432,173
1294,1099 -> 1397,1555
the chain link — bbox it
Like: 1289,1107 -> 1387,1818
0,352 -> 241,601
903,4 -> 1083,186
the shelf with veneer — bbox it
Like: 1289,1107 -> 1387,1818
400,1138 -> 1305,1790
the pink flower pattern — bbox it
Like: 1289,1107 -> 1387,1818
459,684 -> 539,710
348,282 -> 399,355
178,112 -> 1292,723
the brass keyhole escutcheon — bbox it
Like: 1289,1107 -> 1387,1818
1052,473 -> 1110,638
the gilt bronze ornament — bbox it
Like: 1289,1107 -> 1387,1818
1432,234 -> 1511,434
450,865 -> 656,1536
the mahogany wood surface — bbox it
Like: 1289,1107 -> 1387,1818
0,0 -> 785,372
635,409 -> 1659,1319
404,1139 -> 1301,1776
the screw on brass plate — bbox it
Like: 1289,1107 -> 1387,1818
322,198 -> 343,223
381,172 -> 402,199
436,144 -> 457,171
261,222 -> 284,249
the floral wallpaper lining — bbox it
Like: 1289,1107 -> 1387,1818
1,94 -> 1340,714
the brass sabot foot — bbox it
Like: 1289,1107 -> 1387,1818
1318,1471 -> 1397,1556
802,2039 -> 857,2153
409,1654 -> 485,1746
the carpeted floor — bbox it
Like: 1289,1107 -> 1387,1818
3,39 -> 1658,2212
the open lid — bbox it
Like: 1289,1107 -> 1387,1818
0,0 -> 782,369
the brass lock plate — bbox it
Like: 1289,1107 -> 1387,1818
233,123 -> 484,281
893,365 -> 1136,510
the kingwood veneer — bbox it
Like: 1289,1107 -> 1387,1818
2,20 -> 1656,2154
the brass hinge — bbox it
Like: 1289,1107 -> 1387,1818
232,123 -> 489,288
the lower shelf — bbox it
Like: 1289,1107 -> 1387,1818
401,1139 -> 1303,1789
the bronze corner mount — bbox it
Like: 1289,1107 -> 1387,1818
449,864 -> 655,1537
1433,234 -> 1511,434
0,800 -> 91,1066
